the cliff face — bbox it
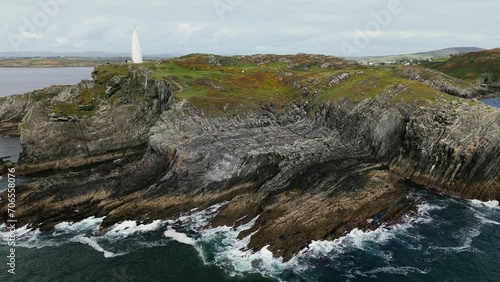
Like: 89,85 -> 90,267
391,103 -> 500,199
1,55 -> 499,261
6,67 -> 172,174
397,66 -> 495,98
318,95 -> 500,199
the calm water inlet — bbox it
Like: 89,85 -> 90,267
0,67 -> 93,97
483,97 -> 500,108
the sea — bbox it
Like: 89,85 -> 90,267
0,67 -> 94,98
483,97 -> 500,108
0,69 -> 499,282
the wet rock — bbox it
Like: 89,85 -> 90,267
0,159 -> 14,175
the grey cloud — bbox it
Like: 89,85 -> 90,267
0,0 -> 498,55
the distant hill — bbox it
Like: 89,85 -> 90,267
414,47 -> 485,58
352,47 -> 486,65
422,48 -> 500,85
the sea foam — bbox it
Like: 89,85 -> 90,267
164,228 -> 196,245
70,235 -> 123,258
105,220 -> 164,240
54,216 -> 104,235
469,199 -> 500,209
183,199 -> 447,280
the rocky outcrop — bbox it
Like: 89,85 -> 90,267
0,158 -> 14,175
390,103 -> 500,199
0,93 -> 33,136
10,67 -> 172,175
398,66 -> 494,98
317,95 -> 500,200
1,57 -> 499,261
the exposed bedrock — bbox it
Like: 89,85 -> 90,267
398,66 -> 498,98
14,68 -> 172,174
390,104 -> 500,199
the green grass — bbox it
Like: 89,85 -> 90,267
422,49 -> 500,83
53,103 -> 80,116
143,55 -> 466,116
421,57 -> 449,69
46,54 -> 468,118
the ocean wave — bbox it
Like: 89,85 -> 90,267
105,220 -> 164,240
473,213 -> 500,226
354,266 -> 430,277
196,217 -> 292,278
469,199 -> 500,210
300,202 -> 443,260
181,200 -> 445,280
301,226 -> 396,261
70,235 -> 125,258
172,202 -> 228,228
414,202 -> 445,222
431,227 -> 481,253
54,216 -> 104,235
0,224 -> 34,241
164,228 -> 196,245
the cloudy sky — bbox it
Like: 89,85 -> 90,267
1,0 -> 498,56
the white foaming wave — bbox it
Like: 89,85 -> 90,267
161,202 -> 230,248
432,227 -> 481,253
0,225 -> 51,248
355,266 -> 430,277
196,217 -> 292,278
172,202 -> 228,229
105,220 -> 164,240
469,200 -> 500,210
160,202 -> 228,247
0,225 -> 68,249
179,201 -> 444,279
164,228 -> 196,245
149,204 -> 290,278
478,217 -> 500,225
70,235 -> 125,258
343,227 -> 395,249
473,212 -> 500,226
300,202 -> 442,260
54,216 -> 104,235
414,202 -> 445,223
302,226 -> 396,260
0,224 -> 34,241
195,218 -> 405,279
19,232 -> 66,249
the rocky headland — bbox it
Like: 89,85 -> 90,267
1,54 -> 499,260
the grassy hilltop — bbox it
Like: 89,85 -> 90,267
423,48 -> 500,84
90,53 -> 460,117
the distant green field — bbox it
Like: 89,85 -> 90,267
422,49 -> 500,84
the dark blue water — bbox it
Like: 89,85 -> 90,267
483,97 -> 500,108
0,190 -> 499,282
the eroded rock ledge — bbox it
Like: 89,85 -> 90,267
1,55 -> 499,261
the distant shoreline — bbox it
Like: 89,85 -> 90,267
0,58 -> 117,68
0,56 -> 172,68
